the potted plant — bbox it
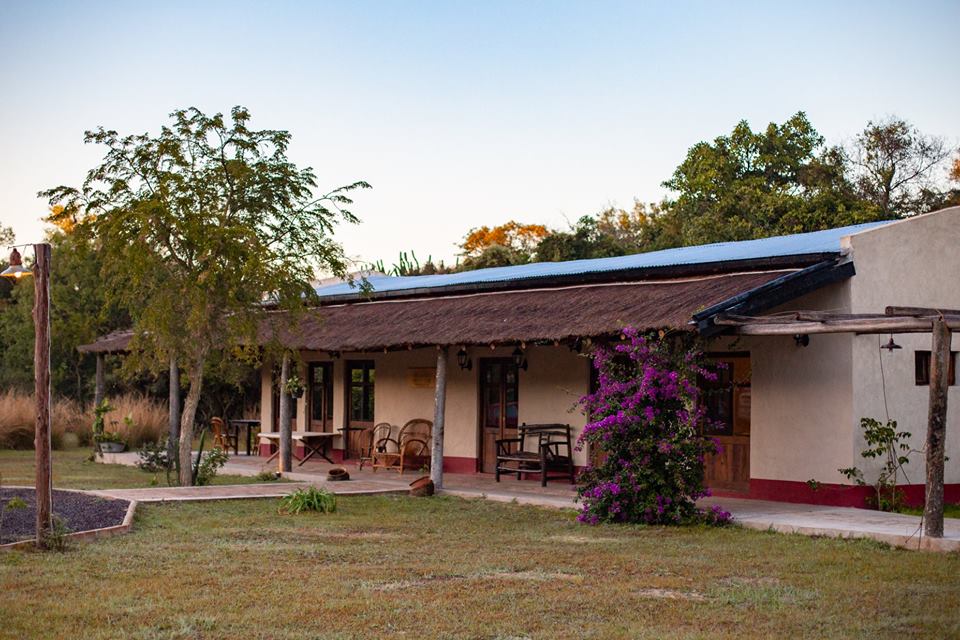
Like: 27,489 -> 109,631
95,431 -> 126,453
284,374 -> 305,399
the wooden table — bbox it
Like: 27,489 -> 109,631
228,419 -> 261,456
257,431 -> 337,465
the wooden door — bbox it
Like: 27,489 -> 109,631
308,362 -> 334,433
701,354 -> 751,491
479,359 -> 519,473
345,360 -> 375,459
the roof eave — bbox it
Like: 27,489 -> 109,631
315,252 -> 839,305
692,259 -> 856,337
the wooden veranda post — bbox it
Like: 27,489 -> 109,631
278,352 -> 292,473
431,346 -> 448,490
168,355 -> 181,464
924,317 -> 951,538
33,243 -> 53,548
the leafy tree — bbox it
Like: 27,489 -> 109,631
847,117 -> 956,217
459,221 -> 548,261
42,106 -> 370,484
659,112 -> 881,247
0,225 -> 123,400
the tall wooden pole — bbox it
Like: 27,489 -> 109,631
33,243 -> 52,548
278,352 -> 292,473
923,317 -> 951,538
431,346 -> 448,490
168,355 -> 181,464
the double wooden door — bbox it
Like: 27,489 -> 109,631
308,362 -> 334,432
479,359 -> 519,473
345,361 -> 375,459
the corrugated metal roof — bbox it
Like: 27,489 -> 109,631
315,221 -> 892,297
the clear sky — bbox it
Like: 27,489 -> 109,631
1,0 -> 958,267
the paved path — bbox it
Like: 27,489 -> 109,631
89,480 -> 406,503
700,497 -> 960,552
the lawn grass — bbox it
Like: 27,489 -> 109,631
1,471 -> 958,638
900,503 -> 960,519
0,448 -> 275,489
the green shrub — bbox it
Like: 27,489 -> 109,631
278,487 -> 337,514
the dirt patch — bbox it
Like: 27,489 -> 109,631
720,576 -> 782,587
636,588 -> 708,601
486,569 -> 582,582
0,488 -> 129,544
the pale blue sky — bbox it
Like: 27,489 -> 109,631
1,0 -> 958,266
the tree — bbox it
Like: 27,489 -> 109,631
534,202 -> 667,262
659,112 -> 881,247
847,117 -> 955,218
459,221 -> 548,260
0,224 -> 122,400
42,106 -> 370,484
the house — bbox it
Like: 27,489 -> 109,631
79,206 -> 960,506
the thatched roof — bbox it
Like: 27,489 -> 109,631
76,270 -> 796,354
260,271 -> 790,351
76,329 -> 136,354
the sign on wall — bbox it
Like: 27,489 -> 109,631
407,367 -> 436,388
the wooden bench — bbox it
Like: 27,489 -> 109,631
495,423 -> 575,487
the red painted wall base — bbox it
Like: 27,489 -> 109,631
711,478 -> 960,509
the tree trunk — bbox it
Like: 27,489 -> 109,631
431,346 -> 448,490
94,353 -> 105,409
178,355 -> 206,486
278,352 -> 292,473
923,318 -> 951,538
33,243 -> 52,548
168,355 -> 181,464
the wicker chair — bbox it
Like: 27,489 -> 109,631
360,423 -> 396,471
397,418 -> 432,474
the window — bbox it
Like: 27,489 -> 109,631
915,351 -> 957,386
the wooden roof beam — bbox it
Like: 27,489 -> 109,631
735,316 -> 960,335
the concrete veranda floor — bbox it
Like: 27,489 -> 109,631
98,451 -> 960,551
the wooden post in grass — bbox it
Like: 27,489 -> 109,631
33,243 -> 52,548
278,352 -> 292,473
431,346 -> 448,490
924,317 -> 951,538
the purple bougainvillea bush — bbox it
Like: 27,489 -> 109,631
576,328 -> 732,526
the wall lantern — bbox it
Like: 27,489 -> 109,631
1,248 -> 32,279
511,347 -> 528,371
457,347 -> 472,371
793,334 -> 810,348
880,335 -> 902,351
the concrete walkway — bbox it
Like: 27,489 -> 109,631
97,452 -> 959,551
700,497 -> 960,552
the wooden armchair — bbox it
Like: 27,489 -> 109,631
211,417 -> 238,454
495,423 -> 575,486
361,423 -> 396,471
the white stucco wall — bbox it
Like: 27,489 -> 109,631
846,207 -> 960,485
733,284 -> 857,484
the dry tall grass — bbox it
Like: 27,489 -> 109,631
0,390 -> 167,450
